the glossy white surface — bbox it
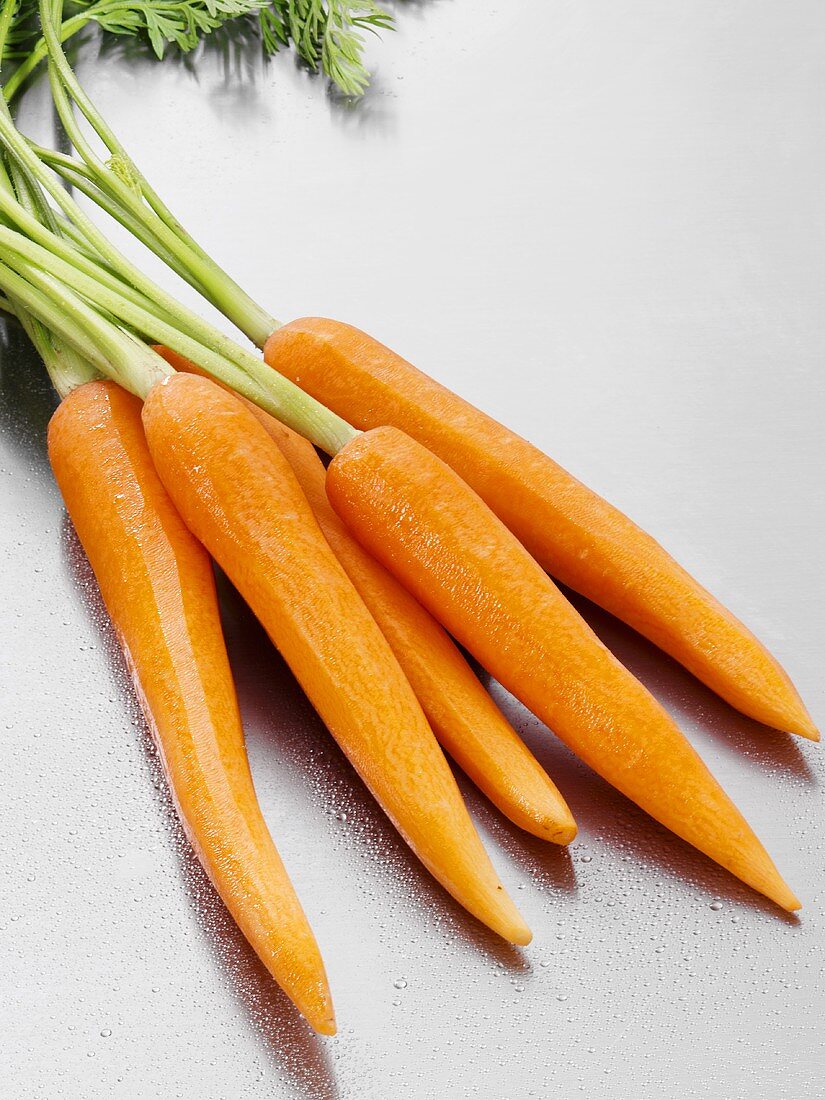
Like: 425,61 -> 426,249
2,3 -> 823,1096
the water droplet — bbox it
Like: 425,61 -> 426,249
100,1029 -> 112,1038
710,900 -> 723,911
580,855 -> 592,863
557,994 -> 568,1002
393,978 -> 407,989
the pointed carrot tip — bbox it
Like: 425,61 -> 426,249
303,1005 -> 337,1036
503,911 -> 534,946
762,879 -> 801,913
522,813 -> 578,845
794,719 -> 820,743
484,888 -> 533,945
509,923 -> 533,947
554,819 -> 578,846
777,700 -> 820,741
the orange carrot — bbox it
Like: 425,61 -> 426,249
154,344 -> 576,844
141,372 -> 531,945
326,425 -> 801,911
47,380 -> 335,1034
269,424 -> 577,845
264,319 -> 817,741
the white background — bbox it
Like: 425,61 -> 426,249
2,3 -> 823,1096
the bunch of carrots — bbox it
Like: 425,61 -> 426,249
0,0 -> 817,1036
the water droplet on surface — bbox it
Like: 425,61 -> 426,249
580,855 -> 592,863
710,900 -> 723,911
100,1029 -> 112,1038
393,978 -> 407,989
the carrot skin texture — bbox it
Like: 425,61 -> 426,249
141,373 -> 531,945
270,426 -> 576,845
47,381 -> 335,1035
254,411 -> 576,845
264,319 -> 817,742
326,426 -> 801,911
154,346 -> 576,845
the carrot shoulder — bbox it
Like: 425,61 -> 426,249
326,425 -> 800,912
141,373 -> 531,945
264,319 -> 817,742
47,380 -> 335,1034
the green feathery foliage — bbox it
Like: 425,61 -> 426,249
2,0 -> 393,95
261,1 -> 392,96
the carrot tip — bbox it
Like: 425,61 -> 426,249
779,890 -> 802,913
509,923 -> 533,947
792,718 -> 820,743
551,819 -> 578,846
491,907 -> 532,946
760,878 -> 802,913
774,698 -> 820,741
312,1015 -> 338,1037
526,818 -> 578,846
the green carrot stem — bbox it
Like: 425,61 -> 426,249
0,115 -> 281,392
17,308 -> 101,397
39,0 -> 278,344
0,93 -> 97,394
0,252 -> 170,396
0,222 -> 357,452
2,8 -> 93,103
32,144 -> 204,289
0,182 -> 184,330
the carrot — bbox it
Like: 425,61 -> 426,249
267,424 -> 578,845
154,344 -> 576,844
47,380 -> 335,1034
140,372 -> 531,945
264,319 -> 818,742
325,425 -> 801,911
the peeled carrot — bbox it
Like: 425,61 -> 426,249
47,380 -> 335,1034
141,372 -> 531,945
326,426 -> 801,911
268,424 -> 577,845
264,319 -> 817,742
154,344 -> 576,844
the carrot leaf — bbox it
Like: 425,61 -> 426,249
2,0 -> 393,96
